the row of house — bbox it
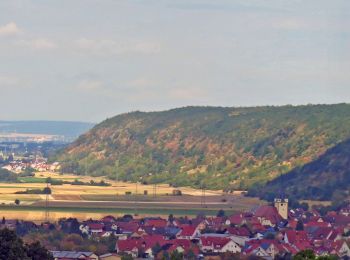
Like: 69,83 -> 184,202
2,199 -> 350,259
2,159 -> 60,172
71,199 -> 350,259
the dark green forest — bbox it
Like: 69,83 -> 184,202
249,137 -> 350,202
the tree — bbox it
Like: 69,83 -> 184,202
296,220 -> 304,231
26,241 -> 53,260
217,209 -> 225,217
152,242 -> 162,257
43,187 -> 52,194
15,199 -> 20,205
170,250 -> 183,260
168,214 -> 174,223
121,254 -> 133,260
186,249 -> 196,260
0,228 -> 29,260
293,249 -> 316,260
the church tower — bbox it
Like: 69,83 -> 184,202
274,198 -> 288,220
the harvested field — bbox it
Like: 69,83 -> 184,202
0,171 -> 265,220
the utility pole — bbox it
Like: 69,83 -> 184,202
153,184 -> 157,198
115,160 -> 119,198
201,181 -> 206,208
45,182 -> 50,222
134,181 -> 138,216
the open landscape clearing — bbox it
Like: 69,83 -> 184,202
0,172 -> 264,221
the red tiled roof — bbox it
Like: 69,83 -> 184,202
117,239 -> 140,252
200,236 -> 231,249
88,223 -> 103,230
285,230 -> 308,244
178,225 -> 196,237
226,226 -> 250,237
145,219 -> 167,228
228,214 -> 245,225
254,206 -> 282,224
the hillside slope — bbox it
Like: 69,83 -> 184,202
54,104 -> 350,189
249,138 -> 350,201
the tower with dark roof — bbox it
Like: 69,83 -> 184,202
274,198 -> 288,220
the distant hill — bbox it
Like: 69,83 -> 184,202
54,104 -> 350,189
0,121 -> 94,142
249,138 -> 350,201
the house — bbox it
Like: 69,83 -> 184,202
99,253 -> 121,260
101,216 -> 117,223
244,244 -> 271,259
116,239 -> 140,258
199,235 -> 241,253
144,218 -> 167,228
225,213 -> 246,226
176,225 -> 200,240
284,230 -> 308,244
116,235 -> 166,258
253,206 -> 283,227
51,251 -> 98,260
164,239 -> 200,256
329,240 -> 350,257
87,223 -> 104,235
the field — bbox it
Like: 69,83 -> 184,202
0,172 -> 264,221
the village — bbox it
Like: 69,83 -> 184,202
1,198 -> 349,260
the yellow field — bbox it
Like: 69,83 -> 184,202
0,171 -> 264,221
34,172 -> 224,196
0,171 -> 226,206
0,210 -> 137,223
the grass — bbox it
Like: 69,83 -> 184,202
0,186 -> 37,189
18,177 -> 48,183
0,204 -> 236,216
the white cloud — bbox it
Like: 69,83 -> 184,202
75,38 -> 161,55
76,79 -> 104,91
0,22 -> 21,36
16,38 -> 57,50
0,75 -> 20,86
127,78 -> 157,88
274,18 -> 307,30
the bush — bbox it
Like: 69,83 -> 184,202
172,189 -> 182,196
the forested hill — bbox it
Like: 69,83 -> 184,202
249,138 -> 350,201
54,104 -> 350,190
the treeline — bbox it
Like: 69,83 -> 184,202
15,187 -> 51,195
0,228 -> 53,260
0,168 -> 19,182
247,138 -> 350,208
46,177 -> 111,187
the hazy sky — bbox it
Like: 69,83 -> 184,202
0,0 -> 349,122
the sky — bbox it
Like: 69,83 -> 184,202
0,0 -> 349,122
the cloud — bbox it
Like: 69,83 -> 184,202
127,78 -> 157,88
0,75 -> 20,86
0,22 -> 21,36
75,79 -> 104,91
274,18 -> 307,30
75,38 -> 161,55
16,38 -> 57,50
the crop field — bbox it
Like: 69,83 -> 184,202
0,171 -> 265,221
